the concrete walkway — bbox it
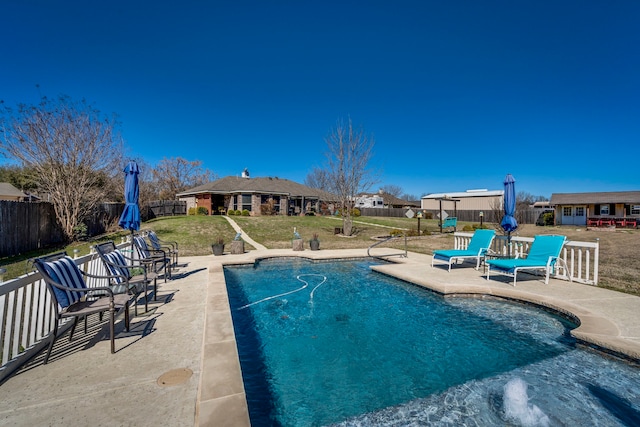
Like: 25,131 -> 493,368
1,225 -> 639,426
223,216 -> 267,250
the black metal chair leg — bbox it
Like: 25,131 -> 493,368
109,308 -> 115,354
44,321 -> 59,365
69,317 -> 80,341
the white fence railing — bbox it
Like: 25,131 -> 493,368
0,243 -> 131,383
453,232 -> 599,285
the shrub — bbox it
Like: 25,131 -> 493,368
470,223 -> 488,230
241,209 -> 250,216
73,223 -> 88,241
227,209 -> 235,215
390,229 -> 404,237
352,208 -> 361,217
462,225 -> 474,232
196,206 -> 209,215
406,228 -> 420,237
188,207 -> 197,215
542,212 -> 555,226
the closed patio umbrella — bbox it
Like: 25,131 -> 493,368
118,161 -> 141,250
500,173 -> 518,256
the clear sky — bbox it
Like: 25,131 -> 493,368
2,1 -> 639,199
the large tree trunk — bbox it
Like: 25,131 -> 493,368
342,217 -> 353,236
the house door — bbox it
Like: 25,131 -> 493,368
561,205 -> 586,225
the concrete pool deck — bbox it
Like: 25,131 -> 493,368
1,248 -> 639,426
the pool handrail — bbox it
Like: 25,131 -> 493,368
367,233 -> 408,259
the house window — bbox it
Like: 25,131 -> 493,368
632,205 -> 640,215
242,194 -> 252,211
563,207 -> 572,217
600,205 -> 610,215
575,207 -> 585,217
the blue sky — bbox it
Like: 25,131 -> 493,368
2,1 -> 639,199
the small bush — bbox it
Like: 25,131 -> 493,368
390,229 -> 404,237
352,208 -> 361,217
73,223 -> 88,241
462,225 -> 474,232
241,209 -> 250,216
470,223 -> 488,230
188,207 -> 197,216
197,207 -> 209,215
227,209 -> 235,215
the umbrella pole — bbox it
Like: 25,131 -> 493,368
130,230 -> 135,261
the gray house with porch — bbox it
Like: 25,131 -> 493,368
550,191 -> 640,227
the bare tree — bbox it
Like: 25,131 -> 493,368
304,166 -> 331,191
380,184 -> 403,197
0,95 -> 123,241
324,117 -> 378,236
152,157 -> 216,200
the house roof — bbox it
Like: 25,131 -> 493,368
177,176 -> 336,200
422,189 -> 503,199
550,191 -> 640,205
0,182 -> 28,199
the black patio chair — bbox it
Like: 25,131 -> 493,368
32,252 -> 131,363
94,241 -> 157,314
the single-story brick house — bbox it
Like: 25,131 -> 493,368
549,191 -> 640,227
176,176 -> 336,216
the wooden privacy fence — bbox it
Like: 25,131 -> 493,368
453,232 -> 599,285
0,201 -> 65,258
360,207 -> 541,224
0,201 -> 125,258
146,201 -> 186,218
1,200 -> 187,258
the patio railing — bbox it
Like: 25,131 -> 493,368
454,232 -> 599,285
0,243 -> 130,384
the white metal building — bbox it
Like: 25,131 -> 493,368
421,189 -> 504,211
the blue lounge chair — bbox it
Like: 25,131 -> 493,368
431,229 -> 496,272
486,235 -> 568,286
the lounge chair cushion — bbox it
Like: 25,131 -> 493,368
485,258 -> 551,273
433,229 -> 496,260
433,249 -> 478,261
40,256 -> 88,308
103,251 -> 131,281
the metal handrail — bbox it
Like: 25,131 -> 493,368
367,233 -> 408,259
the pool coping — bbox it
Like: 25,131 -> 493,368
196,249 -> 640,426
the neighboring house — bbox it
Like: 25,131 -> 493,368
177,176 -> 336,216
355,194 -> 384,209
550,191 -> 640,226
355,192 -> 420,209
0,182 -> 29,201
421,189 -> 503,214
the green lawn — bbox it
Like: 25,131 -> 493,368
5,215 -> 635,297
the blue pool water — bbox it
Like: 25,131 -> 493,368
225,258 -> 640,427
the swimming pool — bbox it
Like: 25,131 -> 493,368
225,258 -> 640,426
